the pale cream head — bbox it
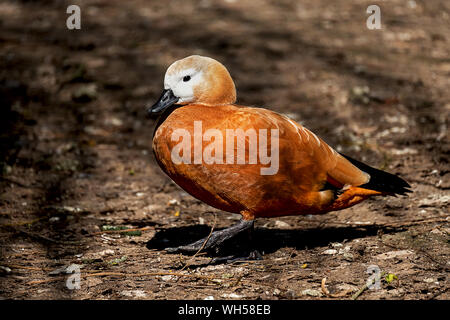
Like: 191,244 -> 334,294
164,55 -> 237,106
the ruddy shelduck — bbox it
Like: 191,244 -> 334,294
148,55 -> 411,258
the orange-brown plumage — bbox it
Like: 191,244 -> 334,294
148,55 -> 410,256
153,103 -> 379,220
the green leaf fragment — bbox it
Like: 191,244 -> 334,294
101,225 -> 128,231
109,256 -> 128,265
385,273 -> 398,284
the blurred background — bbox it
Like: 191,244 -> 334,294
0,0 -> 448,299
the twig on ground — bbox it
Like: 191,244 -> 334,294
352,271 -> 386,300
89,226 -> 152,236
180,213 -> 217,272
0,216 -> 47,227
5,264 -> 53,272
321,277 -> 330,296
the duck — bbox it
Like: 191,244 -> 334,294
147,55 -> 411,258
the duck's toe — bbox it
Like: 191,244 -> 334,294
164,242 -> 203,254
209,250 -> 263,264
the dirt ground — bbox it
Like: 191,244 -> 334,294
0,0 -> 449,300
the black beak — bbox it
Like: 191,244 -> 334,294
147,89 -> 179,115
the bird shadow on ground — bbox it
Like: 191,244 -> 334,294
147,223 -> 405,263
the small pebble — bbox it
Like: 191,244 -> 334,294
0,266 -> 12,274
49,216 -> 60,223
99,249 -> 115,257
301,289 -> 322,297
274,220 -> 290,228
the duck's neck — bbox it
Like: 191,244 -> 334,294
152,104 -> 184,138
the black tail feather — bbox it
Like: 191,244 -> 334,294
340,153 -> 412,196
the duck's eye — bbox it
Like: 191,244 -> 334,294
183,75 -> 191,82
